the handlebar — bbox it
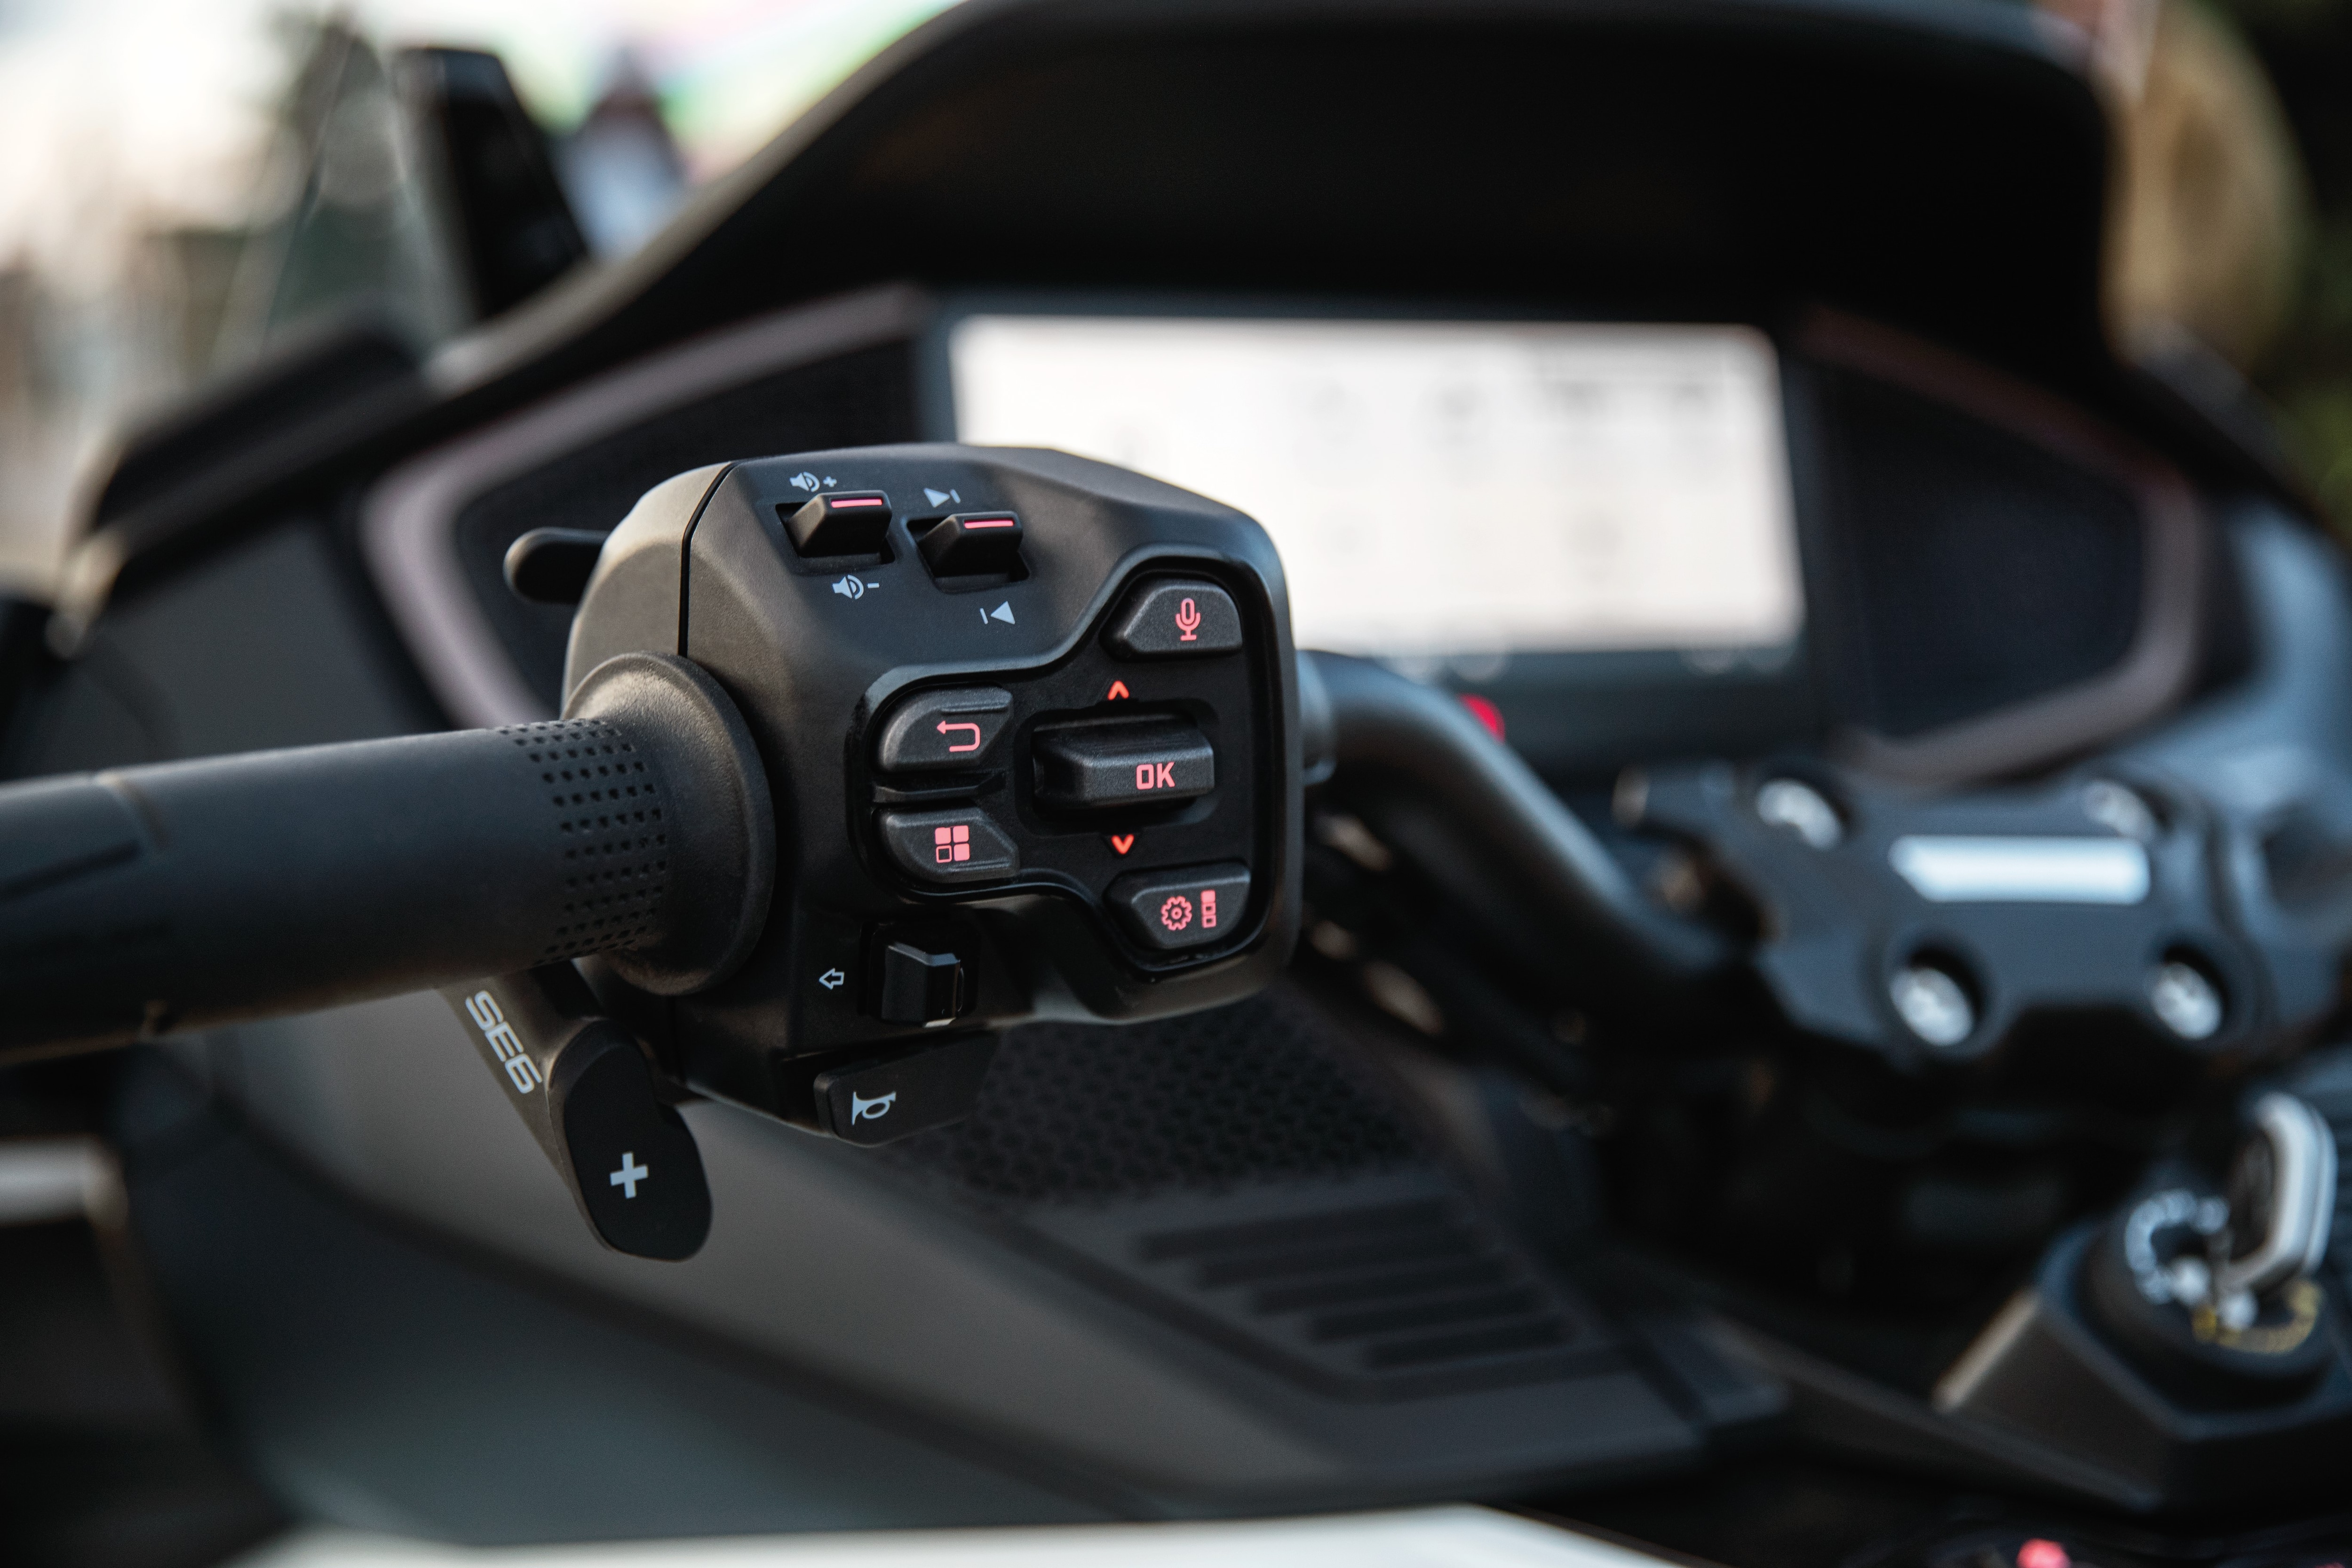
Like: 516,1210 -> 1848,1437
1301,652 -> 1728,984
0,653 -> 771,1056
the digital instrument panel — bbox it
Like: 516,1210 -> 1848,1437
947,315 -> 1804,661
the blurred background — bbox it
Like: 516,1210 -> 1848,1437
0,0 -> 953,589
0,0 -> 2347,595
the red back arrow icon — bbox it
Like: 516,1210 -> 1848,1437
937,720 -> 983,753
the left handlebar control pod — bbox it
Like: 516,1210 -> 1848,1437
0,651 -> 773,1057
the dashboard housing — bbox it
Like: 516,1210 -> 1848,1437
358,285 -> 2234,796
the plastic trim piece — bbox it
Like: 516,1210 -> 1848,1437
1802,312 -> 2207,784
1886,836 -> 2151,905
360,285 -> 932,729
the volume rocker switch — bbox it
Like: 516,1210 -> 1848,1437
785,491 -> 891,555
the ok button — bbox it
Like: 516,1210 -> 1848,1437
1033,718 -> 1214,809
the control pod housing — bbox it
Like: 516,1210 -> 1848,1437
569,446 -> 1303,1129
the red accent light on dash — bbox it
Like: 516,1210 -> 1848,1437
961,517 -> 1017,529
2016,1541 -> 2070,1568
1459,694 -> 1505,741
827,497 -> 885,508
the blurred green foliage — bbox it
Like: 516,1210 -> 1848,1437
2213,0 -> 2352,521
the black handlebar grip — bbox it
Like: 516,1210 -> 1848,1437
0,653 -> 771,1056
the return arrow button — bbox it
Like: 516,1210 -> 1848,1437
874,687 -> 1013,772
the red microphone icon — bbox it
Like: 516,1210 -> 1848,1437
1173,597 -> 1201,642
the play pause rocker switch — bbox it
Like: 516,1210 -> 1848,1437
1108,862 -> 1252,952
919,512 -> 1023,575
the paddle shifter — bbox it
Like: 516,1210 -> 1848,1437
0,445 -> 1303,1257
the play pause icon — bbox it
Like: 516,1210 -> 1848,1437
924,486 -> 960,507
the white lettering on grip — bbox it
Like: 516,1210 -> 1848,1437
465,991 -> 544,1094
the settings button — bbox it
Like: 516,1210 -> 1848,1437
1107,862 -> 1250,951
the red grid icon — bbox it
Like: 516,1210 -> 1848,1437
933,823 -> 971,864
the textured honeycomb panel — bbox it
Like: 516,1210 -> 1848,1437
885,984 -> 1426,1202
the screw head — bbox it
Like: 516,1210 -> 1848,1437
1891,963 -> 1975,1049
2149,960 -> 2223,1041
2083,780 -> 2159,842
1756,778 -> 1842,849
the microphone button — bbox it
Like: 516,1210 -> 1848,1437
1106,579 -> 1243,658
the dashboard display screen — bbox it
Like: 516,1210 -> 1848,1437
948,316 -> 1803,659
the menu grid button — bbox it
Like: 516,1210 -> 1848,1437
878,807 -> 1019,886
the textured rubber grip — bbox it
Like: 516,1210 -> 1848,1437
0,653 -> 770,1055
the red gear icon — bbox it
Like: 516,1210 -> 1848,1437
1159,894 -> 1194,931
